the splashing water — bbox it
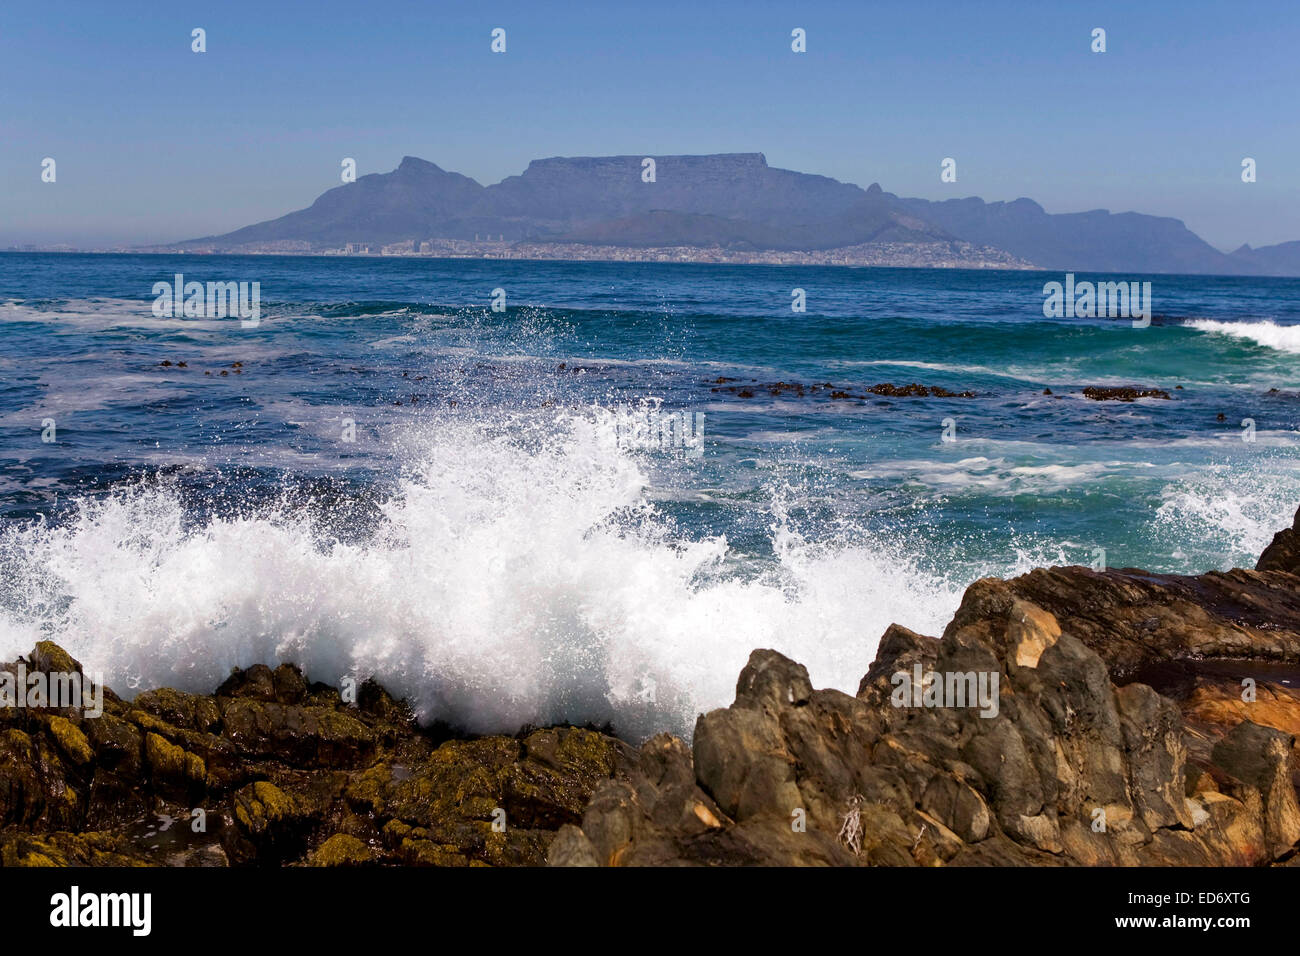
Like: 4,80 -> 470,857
1151,463 -> 1299,571
0,411 -> 976,739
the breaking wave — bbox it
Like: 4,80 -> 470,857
0,412 -> 978,740
1186,319 -> 1300,354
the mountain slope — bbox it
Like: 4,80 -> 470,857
174,153 -> 954,250
185,157 -> 487,247
1228,240 -> 1300,276
171,154 -> 1300,275
896,195 -> 1246,275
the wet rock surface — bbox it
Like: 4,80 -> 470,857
708,378 -> 978,400
0,653 -> 632,867
1082,385 -> 1172,401
1258,505 -> 1300,576
707,379 -> 1182,404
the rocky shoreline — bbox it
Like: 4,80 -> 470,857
5,507 -> 1300,867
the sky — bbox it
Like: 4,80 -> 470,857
1,0 -> 1297,250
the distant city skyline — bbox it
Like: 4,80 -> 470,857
2,0 -> 1297,250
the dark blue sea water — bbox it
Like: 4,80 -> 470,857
2,252 -> 1298,737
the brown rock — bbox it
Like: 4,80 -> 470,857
1258,505 -> 1300,575
1211,721 -> 1300,860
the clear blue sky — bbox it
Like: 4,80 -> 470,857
2,0 -> 1297,249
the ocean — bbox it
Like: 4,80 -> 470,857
1,252 -> 1298,740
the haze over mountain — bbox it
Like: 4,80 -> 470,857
895,196 -> 1241,275
1227,241 -> 1300,276
173,154 -> 1300,276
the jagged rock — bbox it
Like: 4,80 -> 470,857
0,728 -> 81,830
858,623 -> 937,696
135,688 -> 221,732
217,663 -> 311,705
1211,721 -> 1300,860
226,780 -> 319,864
545,824 -> 601,866
1259,505 -> 1300,574
1082,386 -> 1172,401
1000,565 -> 1300,679
144,732 -> 207,790
693,652 -> 807,823
83,713 -> 147,826
1184,680 -> 1300,740
47,716 -> 94,767
343,727 -> 630,866
1115,683 -> 1194,830
920,775 -> 990,843
31,641 -> 83,677
0,830 -> 152,867
219,699 -> 376,766
555,571 -> 1300,867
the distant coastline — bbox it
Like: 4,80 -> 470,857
114,237 -> 1034,270
2,241 -> 1032,271
12,246 -> 1290,279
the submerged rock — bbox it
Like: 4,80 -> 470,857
708,378 -> 977,401
865,382 -> 976,398
1082,386 -> 1172,401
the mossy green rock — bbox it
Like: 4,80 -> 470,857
135,687 -> 221,732
31,641 -> 82,676
308,833 -> 376,866
47,716 -> 94,766
1,831 -> 151,867
0,643 -> 630,867
144,732 -> 206,785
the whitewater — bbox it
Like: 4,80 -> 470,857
0,412 -> 981,740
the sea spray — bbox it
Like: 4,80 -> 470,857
0,412 -> 971,740
1151,462 -> 1300,571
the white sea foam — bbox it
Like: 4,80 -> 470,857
1186,319 -> 1300,355
0,412 -> 977,740
851,456 -> 1126,495
1152,464 -> 1300,570
834,358 -> 1030,379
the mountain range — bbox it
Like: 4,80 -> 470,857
171,153 -> 1300,276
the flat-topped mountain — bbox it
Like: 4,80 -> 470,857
181,152 -> 952,251
171,153 -> 1300,275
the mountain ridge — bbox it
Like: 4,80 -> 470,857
169,154 -> 1300,276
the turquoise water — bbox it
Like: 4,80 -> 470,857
1,253 -> 1297,737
